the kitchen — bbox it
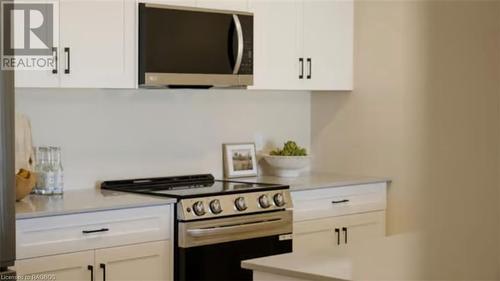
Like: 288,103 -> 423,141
2,0 -> 500,281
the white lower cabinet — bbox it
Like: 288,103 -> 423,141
15,241 -> 170,281
15,205 -> 173,281
291,182 -> 388,252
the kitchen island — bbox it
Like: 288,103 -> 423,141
242,234 -> 423,281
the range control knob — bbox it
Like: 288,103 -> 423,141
273,193 -> 286,207
235,197 -> 248,211
192,201 -> 206,216
258,195 -> 271,209
209,199 -> 223,214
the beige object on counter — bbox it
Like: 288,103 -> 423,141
15,113 -> 34,173
16,169 -> 36,201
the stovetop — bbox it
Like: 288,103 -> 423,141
100,174 -> 288,199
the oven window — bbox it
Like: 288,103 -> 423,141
176,235 -> 292,281
139,6 -> 238,75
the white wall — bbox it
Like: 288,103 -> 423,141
16,88 -> 310,189
311,1 -> 500,279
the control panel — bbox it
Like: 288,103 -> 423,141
177,190 -> 293,221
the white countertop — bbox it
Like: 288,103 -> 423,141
16,189 -> 176,219
236,173 -> 391,192
243,250 -> 352,281
242,234 -> 422,281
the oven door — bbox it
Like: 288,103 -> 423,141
138,3 -> 253,87
176,210 -> 293,281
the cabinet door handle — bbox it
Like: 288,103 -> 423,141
100,263 -> 106,281
87,265 -> 94,281
51,47 -> 58,74
64,47 -> 70,74
299,58 -> 304,79
334,228 -> 340,245
82,228 -> 109,234
306,58 -> 312,79
331,199 -> 349,204
342,227 -> 348,244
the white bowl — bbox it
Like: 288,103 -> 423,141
263,155 -> 311,178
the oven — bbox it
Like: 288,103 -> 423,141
175,210 -> 293,281
100,174 -> 293,281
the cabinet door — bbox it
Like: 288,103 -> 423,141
196,0 -> 249,11
341,212 -> 385,245
250,0 -> 301,90
14,1 -> 60,88
59,0 -> 135,88
293,216 -> 339,252
15,251 -> 94,281
302,0 -> 353,90
293,212 -> 385,252
95,241 -> 171,281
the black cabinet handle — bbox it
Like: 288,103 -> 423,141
331,199 -> 350,204
306,58 -> 312,79
51,47 -> 58,74
299,58 -> 304,79
342,227 -> 348,244
334,228 -> 340,245
87,265 -> 94,281
82,228 -> 109,234
100,264 -> 106,281
64,47 -> 70,74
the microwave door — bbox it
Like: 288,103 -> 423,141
139,4 -> 241,87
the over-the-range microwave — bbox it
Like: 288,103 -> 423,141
138,3 -> 254,88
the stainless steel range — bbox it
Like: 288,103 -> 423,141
101,174 -> 293,281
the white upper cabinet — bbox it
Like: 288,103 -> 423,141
196,0 -> 249,12
302,0 -> 353,90
250,0 -> 301,90
16,0 -> 136,89
251,0 -> 353,91
14,1 -> 60,88
59,0 -> 135,88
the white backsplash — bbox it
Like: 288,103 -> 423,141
15,88 -> 311,190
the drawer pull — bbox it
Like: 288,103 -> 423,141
331,199 -> 350,204
82,228 -> 109,234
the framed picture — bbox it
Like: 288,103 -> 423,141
223,143 -> 258,178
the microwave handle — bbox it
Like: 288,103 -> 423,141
232,14 -> 244,75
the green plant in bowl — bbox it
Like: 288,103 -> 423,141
270,141 -> 308,156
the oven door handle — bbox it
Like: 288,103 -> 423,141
187,218 -> 285,238
232,14 -> 244,75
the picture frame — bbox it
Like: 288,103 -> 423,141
223,143 -> 258,178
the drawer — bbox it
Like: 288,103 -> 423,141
292,183 -> 386,221
17,205 -> 172,259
